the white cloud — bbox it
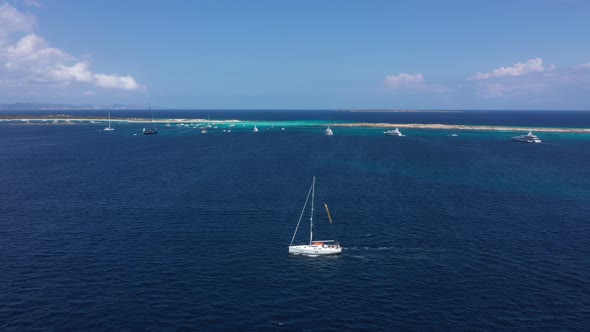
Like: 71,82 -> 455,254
50,62 -> 93,82
24,0 -> 43,8
83,90 -> 95,96
578,62 -> 590,69
94,73 -> 140,90
383,73 -> 424,89
467,58 -> 555,81
0,3 -> 144,93
0,3 -> 35,42
383,72 -> 449,93
5,33 -> 70,64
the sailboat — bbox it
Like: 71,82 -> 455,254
288,177 -> 342,256
253,125 -> 259,133
103,112 -> 114,131
325,126 -> 333,136
143,102 -> 158,135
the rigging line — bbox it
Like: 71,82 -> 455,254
289,183 -> 313,246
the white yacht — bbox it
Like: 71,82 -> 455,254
103,112 -> 114,131
513,130 -> 541,143
384,128 -> 404,136
253,126 -> 259,133
288,177 -> 342,256
325,127 -> 333,136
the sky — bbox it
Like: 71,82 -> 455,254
1,0 -> 590,110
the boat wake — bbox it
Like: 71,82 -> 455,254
344,246 -> 447,261
346,246 -> 395,251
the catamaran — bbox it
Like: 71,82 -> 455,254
103,112 -> 114,131
325,127 -> 333,136
143,102 -> 158,135
288,177 -> 342,256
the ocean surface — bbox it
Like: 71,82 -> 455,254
1,110 -> 590,330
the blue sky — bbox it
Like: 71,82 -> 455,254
1,0 -> 590,109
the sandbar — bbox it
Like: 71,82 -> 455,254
332,123 -> 590,133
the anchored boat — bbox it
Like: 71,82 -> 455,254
513,130 -> 541,143
143,102 -> 158,135
103,112 -> 114,131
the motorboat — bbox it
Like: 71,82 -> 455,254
384,128 -> 404,136
512,130 -> 541,143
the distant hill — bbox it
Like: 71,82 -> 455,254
0,103 -> 148,111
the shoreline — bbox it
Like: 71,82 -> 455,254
1,117 -> 589,133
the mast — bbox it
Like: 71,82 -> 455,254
108,112 -> 111,128
149,102 -> 157,131
310,176 -> 315,245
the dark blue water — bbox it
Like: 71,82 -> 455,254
2,112 -> 590,330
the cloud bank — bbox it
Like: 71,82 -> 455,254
382,57 -> 590,105
465,58 -> 590,99
383,72 -> 448,93
383,73 -> 424,89
467,57 -> 554,81
0,3 -> 143,94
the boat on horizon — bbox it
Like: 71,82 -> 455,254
325,127 -> 333,136
513,130 -> 541,143
253,126 -> 259,133
103,112 -> 114,131
143,102 -> 158,135
384,128 -> 404,136
288,177 -> 342,257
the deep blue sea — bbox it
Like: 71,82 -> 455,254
2,110 -> 590,330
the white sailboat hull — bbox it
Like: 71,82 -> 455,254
289,177 -> 342,257
289,244 -> 342,256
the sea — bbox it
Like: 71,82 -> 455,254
1,110 -> 590,330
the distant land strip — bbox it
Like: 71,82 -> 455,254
333,123 -> 590,133
345,109 -> 464,113
2,116 -> 590,133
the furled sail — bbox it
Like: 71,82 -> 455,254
324,203 -> 333,224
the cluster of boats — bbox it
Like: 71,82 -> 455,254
323,126 -> 542,143
101,112 -> 543,143
326,126 -> 405,136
